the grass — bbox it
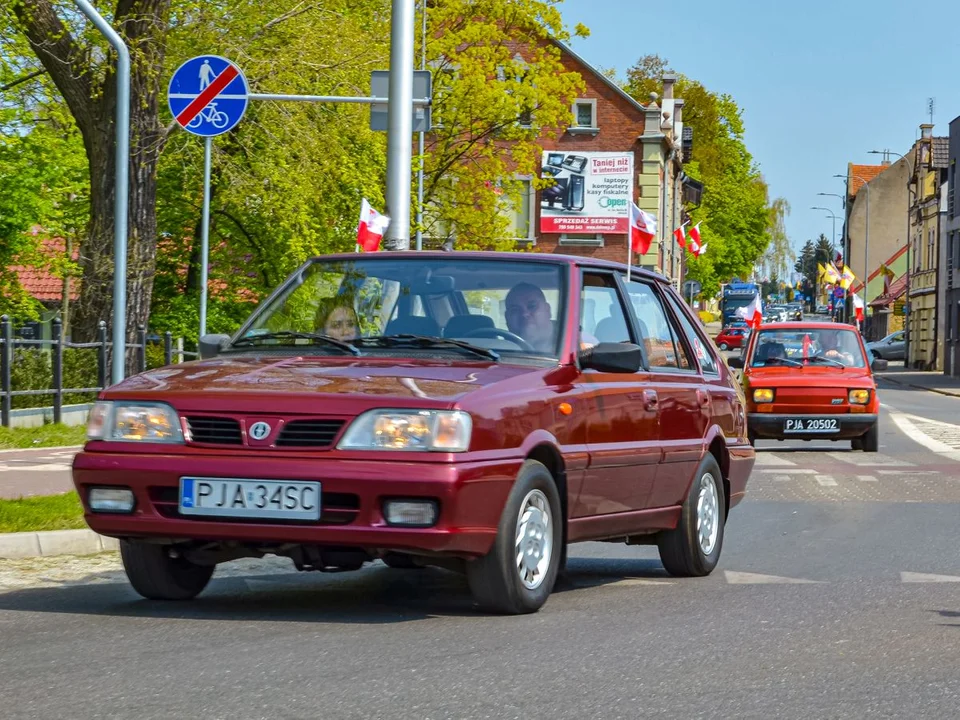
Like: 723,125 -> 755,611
0,423 -> 87,450
0,491 -> 87,533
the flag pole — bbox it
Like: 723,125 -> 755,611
627,153 -> 635,283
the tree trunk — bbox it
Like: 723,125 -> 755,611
13,0 -> 170,376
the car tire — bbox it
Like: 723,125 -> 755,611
861,422 -> 879,453
747,429 -> 757,446
719,342 -> 728,351
120,540 -> 215,600
657,454 -> 726,577
466,459 -> 562,615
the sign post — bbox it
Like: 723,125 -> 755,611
168,55 -> 249,338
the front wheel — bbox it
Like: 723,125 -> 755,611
718,342 -> 729,351
861,422 -> 879,452
466,460 -> 562,614
120,540 -> 215,600
657,454 -> 726,577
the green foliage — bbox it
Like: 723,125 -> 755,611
8,347 -> 100,409
0,423 -> 88,450
0,491 -> 85,532
623,55 -> 771,296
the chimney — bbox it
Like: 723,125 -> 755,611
920,123 -> 933,139
662,73 -> 677,100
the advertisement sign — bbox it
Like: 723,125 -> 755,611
540,151 -> 633,234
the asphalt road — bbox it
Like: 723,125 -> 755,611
3,385 -> 960,718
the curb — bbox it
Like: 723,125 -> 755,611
0,529 -> 118,560
878,374 -> 960,398
0,445 -> 82,455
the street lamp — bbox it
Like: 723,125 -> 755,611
868,148 -> 912,364
811,206 -> 840,245
817,192 -> 845,210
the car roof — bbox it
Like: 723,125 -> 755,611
307,250 -> 670,285
756,321 -> 859,330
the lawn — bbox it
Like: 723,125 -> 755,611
0,492 -> 87,533
0,424 -> 87,450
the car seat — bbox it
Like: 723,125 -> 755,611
443,314 -> 495,338
384,316 -> 441,337
594,315 -> 630,343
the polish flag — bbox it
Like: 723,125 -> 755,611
737,294 -> 763,328
687,224 -> 707,257
357,198 -> 390,252
852,292 -> 864,323
630,203 -> 657,255
802,333 -> 813,359
674,222 -> 688,249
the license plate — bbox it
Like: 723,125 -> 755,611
179,478 -> 321,521
783,418 -> 839,434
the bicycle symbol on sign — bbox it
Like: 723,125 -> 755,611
187,102 -> 229,130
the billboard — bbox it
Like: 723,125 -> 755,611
539,151 -> 633,234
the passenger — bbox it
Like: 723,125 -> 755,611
315,298 -> 360,341
504,282 -> 556,352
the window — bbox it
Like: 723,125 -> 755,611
570,99 -> 597,132
559,233 -> 604,246
497,55 -> 534,128
928,228 -> 936,269
580,272 -> 633,348
665,292 -> 718,374
623,279 -> 691,370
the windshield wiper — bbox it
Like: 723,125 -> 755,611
762,356 -> 803,367
356,334 -> 499,361
230,331 -> 360,356
806,355 -> 846,368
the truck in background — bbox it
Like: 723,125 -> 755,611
720,280 -> 761,326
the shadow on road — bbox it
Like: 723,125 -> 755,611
0,556 -> 673,622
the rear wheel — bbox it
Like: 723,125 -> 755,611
861,422 -> 879,452
719,342 -> 729,350
466,460 -> 562,614
658,454 -> 726,577
747,429 -> 758,446
120,540 -> 214,600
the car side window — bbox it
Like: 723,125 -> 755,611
580,272 -> 634,348
623,279 -> 691,370
665,292 -> 719,374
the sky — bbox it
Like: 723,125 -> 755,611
558,0 -> 960,262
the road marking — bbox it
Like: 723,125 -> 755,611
756,468 -> 817,475
772,475 -> 793,482
753,453 -> 796,467
724,571 -> 822,585
815,475 -> 838,487
878,470 -> 938,475
0,463 -> 71,473
857,475 -> 878,482
825,452 -> 913,467
900,572 -> 960,583
890,412 -> 958,453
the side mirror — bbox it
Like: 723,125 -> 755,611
871,358 -> 888,372
198,333 -> 231,359
727,356 -> 744,369
579,342 -> 643,373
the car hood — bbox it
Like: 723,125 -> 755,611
103,355 -> 541,413
745,366 -> 875,387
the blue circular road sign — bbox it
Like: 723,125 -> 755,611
168,55 -> 248,137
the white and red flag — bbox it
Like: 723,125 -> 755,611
357,198 -> 390,252
737,294 -> 764,328
674,222 -> 688,249
630,202 -> 657,255
852,292 -> 865,323
688,223 -> 707,257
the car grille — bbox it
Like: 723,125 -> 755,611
276,419 -> 345,448
148,486 -> 360,525
185,416 -> 243,445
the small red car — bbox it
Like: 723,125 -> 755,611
715,326 -> 748,350
729,322 -> 886,450
74,252 -> 755,614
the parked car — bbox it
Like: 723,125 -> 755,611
73,252 -> 756,614
866,331 -> 905,361
715,326 -> 749,350
729,322 -> 886,451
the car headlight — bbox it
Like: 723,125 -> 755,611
752,388 -> 775,404
848,389 -> 871,405
86,401 -> 184,443
337,410 -> 472,452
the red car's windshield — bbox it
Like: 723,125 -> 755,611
749,328 -> 866,368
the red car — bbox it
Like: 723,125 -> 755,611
715,326 -> 748,351
74,252 -> 755,614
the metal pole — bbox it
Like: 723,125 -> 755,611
384,0 -> 415,250
75,0 -> 129,385
864,187 -> 869,315
415,0 -> 426,251
905,183 -> 912,365
200,136 -> 212,337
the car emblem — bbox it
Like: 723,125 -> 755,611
831,399 -> 843,405
249,421 -> 272,441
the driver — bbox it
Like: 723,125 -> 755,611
505,282 -> 556,352
818,328 -> 855,365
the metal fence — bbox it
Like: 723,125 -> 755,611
0,315 -> 197,427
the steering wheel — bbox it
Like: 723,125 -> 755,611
462,327 -> 536,352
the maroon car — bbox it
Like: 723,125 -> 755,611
74,252 -> 755,614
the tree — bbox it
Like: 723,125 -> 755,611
763,197 -> 792,282
419,0 -> 586,249
622,55 -> 770,297
794,234 -> 834,308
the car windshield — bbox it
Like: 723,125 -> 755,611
749,327 -> 866,368
232,257 -> 567,360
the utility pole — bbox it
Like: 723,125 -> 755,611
384,0 -> 415,250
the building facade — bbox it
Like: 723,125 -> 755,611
945,115 -> 960,378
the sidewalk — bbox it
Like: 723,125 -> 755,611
876,363 -> 960,398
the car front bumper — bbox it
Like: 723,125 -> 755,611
748,413 -> 878,440
72,450 -> 521,558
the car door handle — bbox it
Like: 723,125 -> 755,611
643,389 -> 658,412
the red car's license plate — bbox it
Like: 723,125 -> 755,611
783,418 -> 839,433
